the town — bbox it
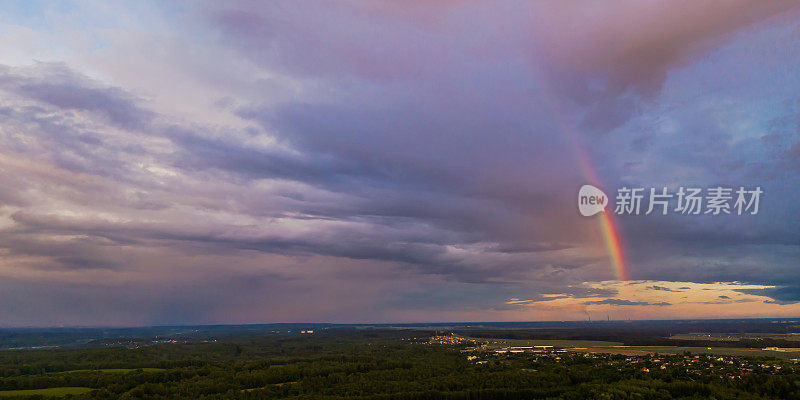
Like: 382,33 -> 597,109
424,333 -> 799,381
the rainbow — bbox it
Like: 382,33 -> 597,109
538,88 -> 630,281
573,151 -> 630,281
597,208 -> 629,281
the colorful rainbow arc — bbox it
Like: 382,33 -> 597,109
536,83 -> 630,282
573,152 -> 630,282
597,205 -> 629,281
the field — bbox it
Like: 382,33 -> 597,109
670,333 -> 800,341
0,387 -> 93,397
593,346 -> 800,359
477,338 -> 800,359
480,338 -> 623,347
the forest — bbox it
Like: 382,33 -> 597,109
0,328 -> 798,399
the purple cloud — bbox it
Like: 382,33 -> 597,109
0,1 -> 797,325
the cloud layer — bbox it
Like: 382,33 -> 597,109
0,1 -> 798,325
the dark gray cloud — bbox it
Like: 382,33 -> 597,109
0,63 -> 154,130
0,62 -> 599,297
206,0 -> 800,297
736,286 -> 800,305
648,285 -> 682,292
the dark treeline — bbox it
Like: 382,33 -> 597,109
3,319 -> 799,350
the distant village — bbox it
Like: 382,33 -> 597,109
421,333 -> 799,379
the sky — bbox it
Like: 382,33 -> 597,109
0,1 -> 798,327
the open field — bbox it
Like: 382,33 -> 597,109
669,333 -> 800,341
478,338 -> 624,347
473,338 -> 800,359
572,346 -> 800,359
0,387 -> 93,397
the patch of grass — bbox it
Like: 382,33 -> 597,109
0,387 -> 93,397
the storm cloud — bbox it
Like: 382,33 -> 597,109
0,1 -> 798,325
